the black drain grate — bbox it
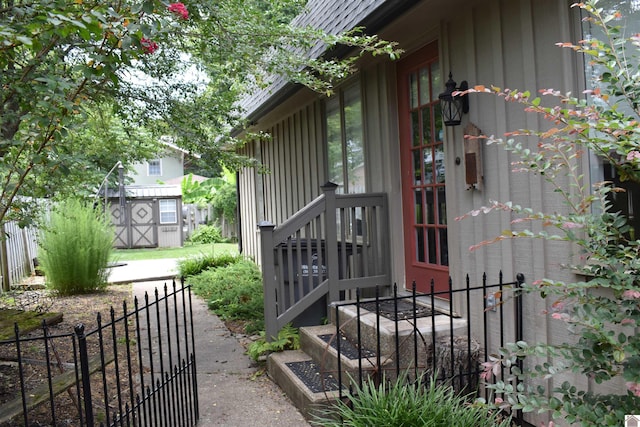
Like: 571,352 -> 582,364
360,299 -> 432,321
286,360 -> 343,393
318,333 -> 376,360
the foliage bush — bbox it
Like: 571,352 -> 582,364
459,2 -> 640,425
38,198 -> 113,295
177,251 -> 241,277
247,323 -> 300,361
187,224 -> 227,244
311,373 -> 511,427
187,259 -> 264,333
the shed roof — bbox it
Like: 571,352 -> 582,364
106,185 -> 182,199
239,0 -> 418,122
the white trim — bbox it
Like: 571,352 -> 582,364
159,199 -> 177,224
147,159 -> 162,177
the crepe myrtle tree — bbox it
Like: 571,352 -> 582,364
0,0 -> 400,227
456,2 -> 640,425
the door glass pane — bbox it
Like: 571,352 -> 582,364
422,107 -> 431,144
411,111 -> 420,146
427,228 -> 436,264
415,190 -> 423,224
431,61 -> 440,102
434,103 -> 444,142
435,144 -> 445,183
425,187 -> 434,224
419,67 -> 430,106
410,73 -> 418,109
424,148 -> 434,184
437,187 -> 447,225
439,228 -> 448,266
415,227 -> 425,262
412,150 -> 422,184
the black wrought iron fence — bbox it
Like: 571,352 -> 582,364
327,272 -> 526,425
0,279 -> 198,427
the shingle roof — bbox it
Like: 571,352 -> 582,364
239,0 -> 417,121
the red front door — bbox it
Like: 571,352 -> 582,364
397,42 -> 449,294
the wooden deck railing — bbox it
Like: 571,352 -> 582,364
259,182 -> 390,340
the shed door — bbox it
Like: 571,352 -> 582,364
129,200 -> 158,248
397,42 -> 449,294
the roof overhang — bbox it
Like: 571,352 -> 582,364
239,0 -> 421,128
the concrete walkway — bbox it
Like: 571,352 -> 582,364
108,260 -> 309,427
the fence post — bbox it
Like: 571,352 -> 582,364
259,221 -> 278,341
321,182 -> 340,303
75,324 -> 94,427
0,223 -> 9,291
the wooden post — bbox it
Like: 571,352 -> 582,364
0,223 -> 9,291
322,182 -> 340,303
259,221 -> 278,341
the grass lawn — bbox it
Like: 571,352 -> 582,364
111,242 -> 239,261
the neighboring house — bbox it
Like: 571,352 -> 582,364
236,0 -> 636,424
130,139 -> 196,185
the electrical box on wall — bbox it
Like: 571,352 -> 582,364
463,123 -> 483,190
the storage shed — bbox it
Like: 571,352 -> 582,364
108,184 -> 183,248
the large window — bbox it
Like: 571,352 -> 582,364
159,199 -> 177,224
583,2 -> 640,239
148,159 -> 162,176
326,81 -> 365,194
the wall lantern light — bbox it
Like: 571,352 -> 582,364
438,72 -> 469,126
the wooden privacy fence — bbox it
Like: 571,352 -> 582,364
0,221 -> 39,291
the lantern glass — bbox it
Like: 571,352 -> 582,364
438,72 -> 468,127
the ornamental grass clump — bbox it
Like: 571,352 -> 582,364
312,373 -> 511,427
38,198 -> 114,295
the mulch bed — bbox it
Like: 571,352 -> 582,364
0,283 -> 136,427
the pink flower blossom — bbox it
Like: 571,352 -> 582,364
626,382 -> 640,397
623,290 -> 640,299
168,2 -> 189,20
627,151 -> 640,161
140,38 -> 158,54
621,318 -> 636,326
562,221 -> 584,229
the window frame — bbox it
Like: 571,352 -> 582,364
324,78 -> 366,194
147,159 -> 162,177
159,198 -> 178,224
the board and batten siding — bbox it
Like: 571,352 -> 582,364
238,100 -> 326,265
435,2 -> 617,425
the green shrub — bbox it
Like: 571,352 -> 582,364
247,323 -> 299,361
187,224 -> 226,244
177,252 -> 241,277
38,198 -> 114,295
187,259 -> 264,333
312,373 -> 511,427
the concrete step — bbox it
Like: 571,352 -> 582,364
332,299 -> 468,373
267,350 -> 345,420
299,324 -> 394,388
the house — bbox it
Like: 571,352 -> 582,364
129,138 -> 195,185
235,0 -> 636,424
